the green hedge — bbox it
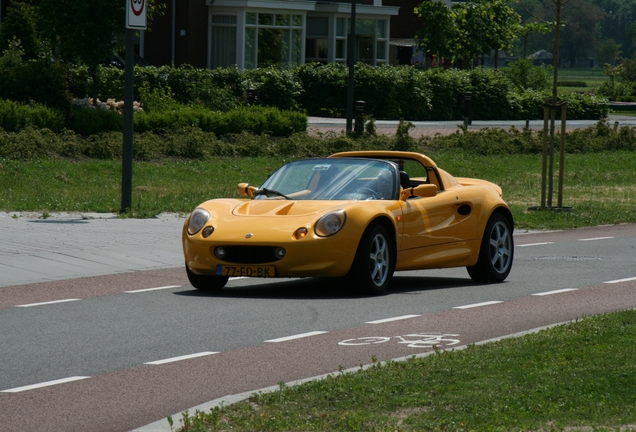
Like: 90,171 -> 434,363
2,120 -> 634,162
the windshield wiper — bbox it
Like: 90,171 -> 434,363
254,188 -> 291,200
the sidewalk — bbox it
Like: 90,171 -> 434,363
0,212 -> 185,288
307,113 -> 636,138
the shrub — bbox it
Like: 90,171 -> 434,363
69,106 -> 123,135
503,59 -> 551,91
0,99 -> 65,133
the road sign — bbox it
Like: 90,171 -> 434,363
127,0 -> 147,30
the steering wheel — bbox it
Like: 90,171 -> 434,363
354,187 -> 380,200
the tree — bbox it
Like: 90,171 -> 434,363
517,21 -> 554,58
415,0 -> 521,68
596,39 -> 622,65
589,0 -> 636,58
36,0 -> 162,104
558,0 -> 605,67
0,1 -> 40,60
414,0 -> 459,64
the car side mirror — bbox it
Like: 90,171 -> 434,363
400,184 -> 438,200
237,183 -> 258,198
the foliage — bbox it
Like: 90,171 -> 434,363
503,59 -> 551,91
414,0 -> 458,61
0,39 -> 72,116
0,99 -> 65,133
0,1 -> 40,60
596,39 -> 622,66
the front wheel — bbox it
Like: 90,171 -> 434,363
467,213 -> 514,283
347,225 -> 395,295
186,264 -> 229,291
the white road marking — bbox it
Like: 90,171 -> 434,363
604,276 -> 636,284
532,288 -> 578,296
517,242 -> 554,247
453,301 -> 503,309
365,315 -> 421,324
144,352 -> 219,365
1,376 -> 90,393
15,299 -> 81,308
125,285 -> 181,293
578,237 -> 614,241
264,331 -> 328,343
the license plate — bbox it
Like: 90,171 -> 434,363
216,265 -> 276,278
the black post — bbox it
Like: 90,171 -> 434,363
463,91 -> 472,126
346,0 -> 356,133
121,29 -> 135,213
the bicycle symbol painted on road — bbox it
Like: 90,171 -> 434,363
338,333 -> 461,349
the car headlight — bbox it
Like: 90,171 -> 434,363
187,208 -> 210,235
315,210 -> 346,237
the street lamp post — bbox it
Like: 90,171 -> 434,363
346,0 -> 357,133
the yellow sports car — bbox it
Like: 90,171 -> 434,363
182,151 -> 514,294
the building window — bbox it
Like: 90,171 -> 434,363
306,17 -> 328,63
334,17 -> 389,65
245,12 -> 303,68
211,14 -> 237,68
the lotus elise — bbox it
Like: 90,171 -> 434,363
182,151 -> 514,294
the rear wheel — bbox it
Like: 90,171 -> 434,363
186,264 -> 229,291
467,213 -> 514,283
348,225 -> 395,295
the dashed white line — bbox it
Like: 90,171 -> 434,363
144,352 -> 219,365
517,242 -> 554,247
125,285 -> 181,293
264,331 -> 328,343
604,276 -> 636,284
453,301 -> 503,309
15,299 -> 81,308
1,376 -> 90,393
532,288 -> 578,296
365,315 -> 421,324
578,237 -> 614,242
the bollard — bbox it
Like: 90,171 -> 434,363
247,88 -> 257,105
463,92 -> 472,126
354,100 -> 366,135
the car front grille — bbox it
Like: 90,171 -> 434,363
220,246 -> 282,264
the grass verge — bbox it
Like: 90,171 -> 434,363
174,310 -> 636,431
2,151 -> 636,230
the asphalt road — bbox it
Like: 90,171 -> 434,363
1,222 -> 635,431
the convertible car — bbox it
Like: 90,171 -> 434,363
182,151 -> 514,294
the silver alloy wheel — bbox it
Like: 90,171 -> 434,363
488,220 -> 512,274
369,232 -> 390,286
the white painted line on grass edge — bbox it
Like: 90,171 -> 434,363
125,285 -> 181,293
144,352 -> 219,365
578,237 -> 614,242
15,299 -> 81,308
517,242 -> 554,247
264,331 -> 328,343
365,314 -> 421,324
604,276 -> 636,284
532,288 -> 578,296
1,376 -> 90,393
453,301 -> 503,310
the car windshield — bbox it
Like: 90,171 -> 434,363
256,158 -> 399,201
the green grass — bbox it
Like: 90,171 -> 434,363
174,310 -> 636,431
3,152 -> 635,230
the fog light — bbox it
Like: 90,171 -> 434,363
215,247 -> 226,259
293,227 -> 308,239
274,247 -> 286,259
202,226 -> 215,238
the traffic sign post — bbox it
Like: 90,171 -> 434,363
121,0 -> 147,213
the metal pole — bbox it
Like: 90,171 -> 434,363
346,0 -> 356,133
541,99 -> 549,209
171,0 -> 176,65
121,29 -> 135,214
557,103 -> 567,208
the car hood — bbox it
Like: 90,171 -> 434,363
231,199 -> 351,217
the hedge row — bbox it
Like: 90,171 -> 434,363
84,63 -> 608,122
2,120 -> 634,161
0,99 -> 307,136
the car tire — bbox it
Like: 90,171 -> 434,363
348,224 -> 395,295
467,213 -> 514,283
186,264 -> 229,291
